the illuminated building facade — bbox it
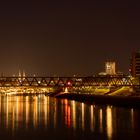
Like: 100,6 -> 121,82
18,70 -> 26,80
105,62 -> 116,75
131,52 -> 140,77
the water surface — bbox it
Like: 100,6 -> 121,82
0,95 -> 140,140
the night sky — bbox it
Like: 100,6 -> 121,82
0,0 -> 139,76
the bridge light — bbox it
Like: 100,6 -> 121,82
67,81 -> 71,86
38,81 -> 41,84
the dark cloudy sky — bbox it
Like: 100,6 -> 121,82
0,0 -> 139,76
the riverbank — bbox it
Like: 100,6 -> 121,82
56,93 -> 140,108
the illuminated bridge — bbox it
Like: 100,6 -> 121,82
0,76 -> 139,87
0,76 -> 139,94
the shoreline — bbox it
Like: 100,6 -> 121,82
56,93 -> 140,108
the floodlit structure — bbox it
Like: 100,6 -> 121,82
105,62 -> 116,75
18,70 -> 26,80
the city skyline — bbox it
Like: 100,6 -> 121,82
0,1 -> 140,76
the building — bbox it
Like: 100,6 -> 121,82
131,52 -> 140,77
18,70 -> 26,80
105,62 -> 116,75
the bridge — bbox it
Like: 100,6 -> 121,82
0,76 -> 139,87
0,76 -> 139,95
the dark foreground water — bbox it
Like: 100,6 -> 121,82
0,95 -> 140,140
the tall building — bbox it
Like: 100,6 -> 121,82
105,62 -> 116,75
131,52 -> 140,77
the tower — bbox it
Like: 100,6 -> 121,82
105,62 -> 116,75
18,70 -> 26,80
19,70 -> 21,77
23,70 -> 26,80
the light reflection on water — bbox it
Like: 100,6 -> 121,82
106,106 -> 113,140
0,95 -> 139,140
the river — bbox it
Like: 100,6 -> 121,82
0,95 -> 140,140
